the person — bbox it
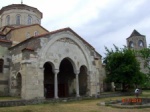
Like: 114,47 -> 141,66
135,88 -> 139,98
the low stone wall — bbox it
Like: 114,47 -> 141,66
98,92 -> 134,98
0,99 -> 45,107
99,98 -> 150,109
0,92 -> 134,107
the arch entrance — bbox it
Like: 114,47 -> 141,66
79,65 -> 88,96
43,62 -> 54,98
58,58 -> 76,97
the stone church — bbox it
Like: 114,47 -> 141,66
0,4 -> 105,99
126,29 -> 149,74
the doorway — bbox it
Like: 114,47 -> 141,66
43,62 -> 54,98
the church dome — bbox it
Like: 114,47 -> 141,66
0,4 -> 43,27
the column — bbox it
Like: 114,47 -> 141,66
87,71 -> 91,96
54,69 -> 59,99
75,70 -> 80,97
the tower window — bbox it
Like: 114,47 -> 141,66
16,15 -> 21,25
28,15 -> 32,25
129,41 -> 134,48
0,59 -> 4,73
138,40 -> 144,47
6,15 -> 10,25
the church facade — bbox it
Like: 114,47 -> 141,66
0,4 -> 105,99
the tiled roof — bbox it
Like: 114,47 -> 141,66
0,39 -> 12,43
5,24 -> 49,34
9,27 -> 95,50
129,29 -> 145,38
22,47 -> 34,52
34,27 -> 95,49
0,32 -> 4,35
130,30 -> 142,36
1,26 -> 15,32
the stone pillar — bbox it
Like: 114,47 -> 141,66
75,70 -> 80,97
54,69 -> 59,99
87,71 -> 91,96
38,67 -> 45,99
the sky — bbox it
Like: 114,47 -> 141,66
0,0 -> 150,58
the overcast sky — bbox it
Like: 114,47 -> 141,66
0,0 -> 150,58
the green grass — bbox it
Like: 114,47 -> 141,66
0,97 -> 20,101
141,90 -> 150,97
0,91 -> 149,112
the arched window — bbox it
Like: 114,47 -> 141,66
0,59 -> 4,73
138,40 -> 144,47
28,15 -> 32,25
34,31 -> 38,36
16,15 -> 21,25
129,41 -> 134,48
6,15 -> 10,25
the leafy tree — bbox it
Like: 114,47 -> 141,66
138,45 -> 150,88
104,45 -> 145,91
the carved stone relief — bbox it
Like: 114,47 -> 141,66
57,38 -> 77,45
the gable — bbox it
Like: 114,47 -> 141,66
7,24 -> 49,46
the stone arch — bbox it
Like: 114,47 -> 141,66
16,72 -> 22,97
129,41 -> 134,48
59,57 -> 76,73
79,65 -> 88,96
138,40 -> 144,47
39,32 -> 92,71
58,57 -> 76,97
43,61 -> 55,73
43,61 -> 55,98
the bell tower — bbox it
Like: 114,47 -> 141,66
127,29 -> 148,74
126,29 -> 147,50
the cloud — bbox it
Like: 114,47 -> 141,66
0,0 -> 150,57
71,0 -> 150,57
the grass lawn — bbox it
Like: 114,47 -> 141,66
0,97 -> 20,101
0,90 -> 149,112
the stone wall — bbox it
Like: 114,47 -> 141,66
0,42 -> 11,96
8,25 -> 49,45
8,29 -> 104,99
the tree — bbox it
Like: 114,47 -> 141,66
138,45 -> 150,88
104,45 -> 145,91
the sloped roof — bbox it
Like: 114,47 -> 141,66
9,27 -> 95,50
0,39 -> 12,43
129,29 -> 144,37
5,24 -> 49,34
22,47 -> 34,52
1,26 -> 15,32
0,32 -> 4,35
